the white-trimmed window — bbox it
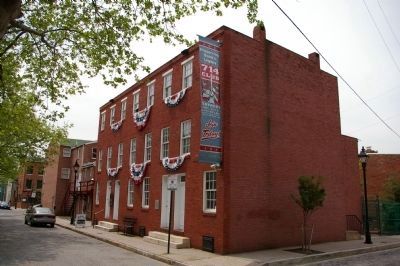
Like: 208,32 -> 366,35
130,138 -> 136,165
121,98 -> 127,120
61,168 -> 70,179
63,148 -> 71,157
95,182 -> 100,205
77,147 -> 80,159
117,143 -> 123,168
127,179 -> 134,207
144,133 -> 152,162
110,105 -> 116,125
160,127 -> 169,159
98,150 -> 102,172
182,57 -> 193,89
163,70 -> 172,99
107,147 -> 112,169
180,120 -> 191,154
133,91 -> 140,113
203,171 -> 217,212
142,177 -> 150,208
147,81 -> 155,107
100,111 -> 106,131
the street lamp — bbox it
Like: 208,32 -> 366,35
70,160 -> 80,225
90,177 -> 95,227
359,146 -> 372,244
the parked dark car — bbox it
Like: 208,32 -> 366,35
25,206 -> 56,227
0,201 -> 11,210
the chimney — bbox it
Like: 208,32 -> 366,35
308,52 -> 320,68
253,24 -> 266,43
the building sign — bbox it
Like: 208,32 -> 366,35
167,176 -> 178,191
199,36 -> 222,164
75,214 -> 86,228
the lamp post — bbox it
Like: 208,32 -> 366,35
359,146 -> 372,244
90,177 -> 95,227
70,160 -> 80,225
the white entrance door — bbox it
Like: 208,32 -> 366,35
113,180 -> 120,220
160,175 -> 185,231
105,181 -> 111,219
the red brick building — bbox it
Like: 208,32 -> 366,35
16,161 -> 45,209
94,25 -> 360,254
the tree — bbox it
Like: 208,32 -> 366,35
0,1 -> 260,181
292,176 -> 326,252
382,174 -> 400,202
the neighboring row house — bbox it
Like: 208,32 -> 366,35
93,25 -> 361,254
15,161 -> 45,209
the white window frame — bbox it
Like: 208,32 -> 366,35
142,177 -> 150,209
95,182 -> 100,205
121,98 -> 127,120
147,80 -> 155,107
77,147 -> 80,159
61,168 -> 70,179
110,105 -> 116,125
63,148 -> 71,158
133,90 -> 140,113
107,147 -> 112,169
181,56 -> 193,89
100,111 -> 106,131
162,69 -> 173,99
203,171 -> 217,213
127,179 -> 134,207
129,138 -> 136,165
180,120 -> 191,155
160,127 -> 169,159
117,143 -> 123,168
98,150 -> 102,172
144,133 -> 152,162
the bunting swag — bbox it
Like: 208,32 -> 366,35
111,120 -> 123,132
107,167 -> 120,178
130,162 -> 149,185
164,88 -> 188,107
161,153 -> 190,171
133,107 -> 151,129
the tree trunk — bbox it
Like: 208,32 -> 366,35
0,0 -> 22,40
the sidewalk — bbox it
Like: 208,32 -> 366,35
56,216 -> 400,266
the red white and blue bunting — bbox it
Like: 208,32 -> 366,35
164,88 -> 188,107
107,167 -> 121,178
133,107 -> 151,129
161,153 -> 190,171
111,120 -> 123,132
130,161 -> 149,185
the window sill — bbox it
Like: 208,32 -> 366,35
127,206 -> 134,210
203,211 -> 216,217
141,207 -> 150,212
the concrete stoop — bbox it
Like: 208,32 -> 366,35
346,230 -> 362,241
143,231 -> 190,249
95,221 -> 119,232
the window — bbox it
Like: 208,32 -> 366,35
133,91 -> 140,113
100,111 -> 106,131
203,171 -> 217,212
130,138 -> 136,165
182,57 -> 193,89
110,105 -> 116,125
25,179 -> 32,189
121,98 -> 127,120
142,177 -> 150,208
63,148 -> 71,157
77,147 -> 80,159
163,70 -> 172,99
127,179 -> 134,207
36,180 -> 43,189
26,165 -> 34,174
61,168 -> 70,179
160,127 -> 169,159
144,133 -> 152,162
38,166 -> 44,175
92,148 -> 97,159
180,120 -> 191,154
147,81 -> 155,107
95,182 -> 100,205
117,143 -> 123,168
107,147 -> 112,169
98,150 -> 102,172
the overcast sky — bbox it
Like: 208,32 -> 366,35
63,0 -> 400,154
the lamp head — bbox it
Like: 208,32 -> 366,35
73,159 -> 80,172
358,146 -> 368,164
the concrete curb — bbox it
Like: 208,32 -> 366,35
56,222 -> 189,266
263,242 -> 400,265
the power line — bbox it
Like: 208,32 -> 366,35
270,0 -> 400,140
377,0 -> 400,50
362,0 -> 400,73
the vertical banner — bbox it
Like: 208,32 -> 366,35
199,36 -> 222,164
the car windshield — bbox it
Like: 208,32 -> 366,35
34,208 -> 54,214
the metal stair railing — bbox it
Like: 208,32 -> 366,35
346,214 -> 363,233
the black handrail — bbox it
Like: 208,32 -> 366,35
346,214 -> 363,233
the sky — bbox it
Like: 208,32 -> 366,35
63,0 -> 400,154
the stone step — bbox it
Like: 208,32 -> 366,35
346,230 -> 361,240
95,221 -> 119,232
144,231 -> 190,249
